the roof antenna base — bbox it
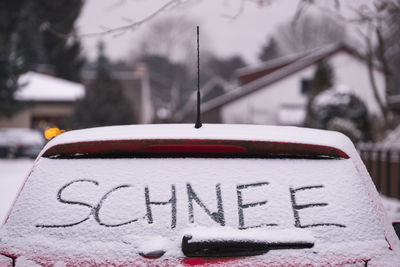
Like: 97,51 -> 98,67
195,121 -> 202,129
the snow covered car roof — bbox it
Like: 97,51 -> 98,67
1,124 -> 399,266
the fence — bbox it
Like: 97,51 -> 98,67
358,146 -> 400,199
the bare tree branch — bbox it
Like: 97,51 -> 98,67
364,23 -> 388,124
221,0 -> 274,20
375,24 -> 392,96
43,0 -> 185,39
221,0 -> 245,20
293,0 -> 311,23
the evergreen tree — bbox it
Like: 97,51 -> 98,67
140,54 -> 192,122
0,0 -> 28,117
310,60 -> 334,97
39,0 -> 85,82
0,0 -> 85,118
258,37 -> 280,61
203,55 -> 246,81
73,42 -> 135,128
304,60 -> 334,127
308,87 -> 372,142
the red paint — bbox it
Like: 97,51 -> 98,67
182,257 -> 203,265
142,144 -> 247,153
42,139 -> 349,159
0,252 -> 377,266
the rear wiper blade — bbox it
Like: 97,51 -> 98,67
181,228 -> 314,257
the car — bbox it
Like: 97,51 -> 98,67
0,128 -> 45,159
0,124 -> 399,266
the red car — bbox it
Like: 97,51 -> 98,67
0,124 -> 399,266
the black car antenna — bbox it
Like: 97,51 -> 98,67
195,25 -> 202,129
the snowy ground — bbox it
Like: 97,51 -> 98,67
0,159 -> 400,225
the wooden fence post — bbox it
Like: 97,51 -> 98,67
386,150 -> 391,197
376,150 -> 382,193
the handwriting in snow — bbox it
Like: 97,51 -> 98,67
36,179 -> 346,229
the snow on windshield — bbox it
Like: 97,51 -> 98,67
0,157 -> 388,263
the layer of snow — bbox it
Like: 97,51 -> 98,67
15,256 -> 42,266
378,124 -> 400,150
41,124 -> 355,158
381,195 -> 400,222
0,253 -> 12,266
0,160 -> 34,225
184,227 -> 315,243
38,124 -> 400,254
313,85 -> 352,108
15,72 -> 84,102
0,157 -> 398,264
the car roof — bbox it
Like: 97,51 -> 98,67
40,124 -> 356,158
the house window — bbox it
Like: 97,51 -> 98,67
301,79 -> 312,96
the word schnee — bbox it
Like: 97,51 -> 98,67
36,179 -> 346,229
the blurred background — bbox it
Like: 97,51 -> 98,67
1,0 -> 400,220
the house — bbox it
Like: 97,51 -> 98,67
175,76 -> 233,123
202,43 -> 386,126
0,72 -> 84,129
1,65 -> 155,130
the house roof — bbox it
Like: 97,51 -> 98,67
236,47 -> 321,85
202,43 -> 363,114
15,72 -> 84,102
174,76 -> 232,122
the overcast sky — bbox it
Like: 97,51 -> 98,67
76,0 -> 370,64
77,0 -> 302,64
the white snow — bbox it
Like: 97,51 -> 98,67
183,227 -> 315,243
0,253 -> 13,266
15,256 -> 42,266
381,195 -> 400,222
126,235 -> 172,256
41,124 -> 355,158
15,72 -> 84,102
0,159 -> 34,225
313,85 -> 352,108
378,124 -> 400,150
0,156 -> 398,264
0,124 -> 399,265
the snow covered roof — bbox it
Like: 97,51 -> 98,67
377,125 -> 400,150
42,124 -> 356,158
202,43 -> 363,114
15,72 -> 84,102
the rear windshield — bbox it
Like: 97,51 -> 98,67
0,157 -> 387,263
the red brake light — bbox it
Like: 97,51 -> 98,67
42,139 -> 349,159
142,144 -> 247,154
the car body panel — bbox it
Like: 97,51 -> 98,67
0,124 -> 399,266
